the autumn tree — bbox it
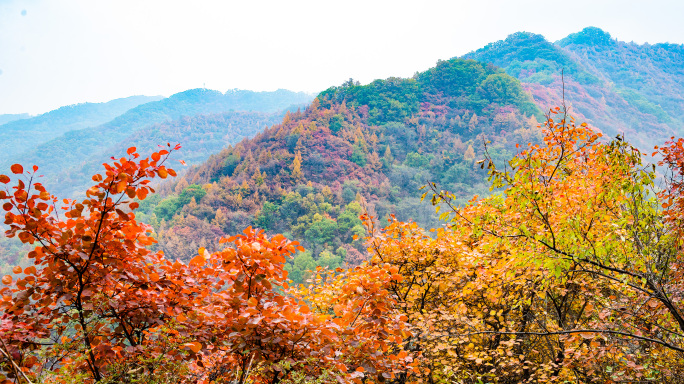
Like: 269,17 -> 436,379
291,151 -> 303,181
422,106 -> 684,381
0,145 -> 186,382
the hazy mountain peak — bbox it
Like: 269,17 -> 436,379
557,26 -> 614,47
462,31 -> 571,68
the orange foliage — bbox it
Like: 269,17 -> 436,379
0,146 -> 413,384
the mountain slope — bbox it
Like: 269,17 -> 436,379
463,28 -> 684,148
141,59 -> 542,280
558,27 -> 684,127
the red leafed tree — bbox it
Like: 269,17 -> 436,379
0,145 -> 183,382
0,146 -> 413,384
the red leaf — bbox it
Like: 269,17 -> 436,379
10,164 -> 23,174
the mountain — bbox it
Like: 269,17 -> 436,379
138,58 -> 542,283
0,95 -> 163,164
463,27 -> 684,148
58,110 -> 289,197
558,27 -> 684,128
2,89 -> 313,197
0,113 -> 30,125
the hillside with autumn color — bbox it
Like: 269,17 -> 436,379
463,27 -> 684,148
140,58 -> 543,282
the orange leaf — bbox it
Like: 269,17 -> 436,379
2,275 -> 12,285
116,180 -> 127,193
184,341 -> 202,353
355,367 -> 365,373
0,175 -> 8,184
127,147 -> 136,155
136,188 -> 148,200
189,254 -> 205,268
10,164 -> 23,174
12,266 -> 21,274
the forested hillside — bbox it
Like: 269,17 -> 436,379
142,58 -> 542,283
464,27 -> 684,148
0,95 -> 162,164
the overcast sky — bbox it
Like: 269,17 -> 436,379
1,0 -> 683,115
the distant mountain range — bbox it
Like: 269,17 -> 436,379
0,113 -> 30,125
0,89 -> 313,197
0,95 -> 162,164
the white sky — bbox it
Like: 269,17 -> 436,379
1,0 -> 683,115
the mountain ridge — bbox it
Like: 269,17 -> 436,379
463,26 -> 684,148
0,95 -> 163,164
